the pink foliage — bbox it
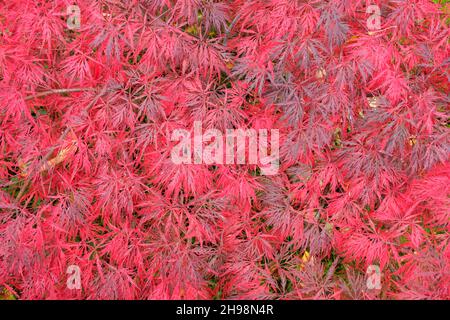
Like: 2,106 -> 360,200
0,0 -> 449,299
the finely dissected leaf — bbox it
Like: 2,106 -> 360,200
0,0 -> 448,300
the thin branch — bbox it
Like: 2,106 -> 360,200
16,86 -> 110,201
24,88 -> 96,101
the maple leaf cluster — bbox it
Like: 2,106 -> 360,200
0,0 -> 449,299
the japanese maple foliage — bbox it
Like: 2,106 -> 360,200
0,0 -> 449,300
